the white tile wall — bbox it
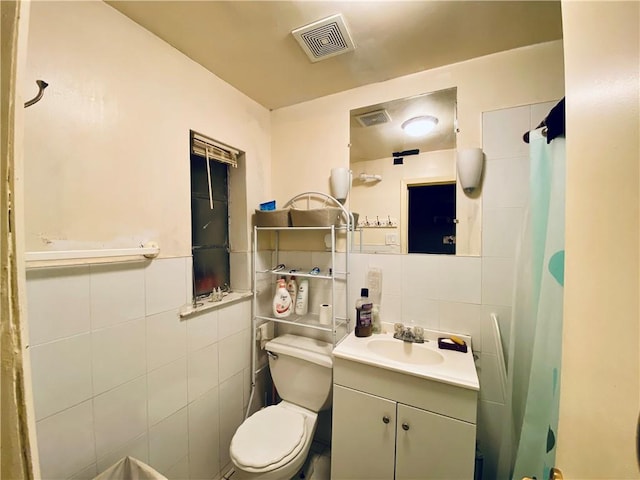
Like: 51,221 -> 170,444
482,257 -> 515,306
165,456 -> 190,480
90,263 -> 145,329
26,266 -> 91,346
148,408 -> 189,474
187,309 -> 219,353
218,372 -> 244,468
188,342 -> 220,402
439,302 -> 482,351
218,300 -> 251,339
148,357 -> 188,426
218,330 -> 250,383
146,310 -> 187,371
482,155 -> 530,209
188,387 -> 221,480
482,207 -> 525,258
36,400 -> 96,479
482,105 -> 530,160
93,377 -> 148,459
144,257 -> 187,316
27,257 -> 252,480
92,318 -> 146,395
96,433 -> 149,474
69,463 -> 98,480
30,333 -> 92,421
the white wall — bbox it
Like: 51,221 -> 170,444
24,0 -> 271,257
22,1 -> 269,479
559,2 -> 640,477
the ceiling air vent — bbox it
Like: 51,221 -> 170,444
355,109 -> 391,128
292,13 -> 355,63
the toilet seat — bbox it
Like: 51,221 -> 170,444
230,405 -> 308,472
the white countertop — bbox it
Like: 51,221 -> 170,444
332,326 -> 480,391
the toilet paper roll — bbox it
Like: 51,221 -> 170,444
319,304 -> 332,325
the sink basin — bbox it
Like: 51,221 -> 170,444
367,339 -> 444,365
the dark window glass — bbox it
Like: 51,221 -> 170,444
190,151 -> 230,297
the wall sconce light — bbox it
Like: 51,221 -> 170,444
401,115 -> 439,137
456,148 -> 484,194
330,167 -> 351,204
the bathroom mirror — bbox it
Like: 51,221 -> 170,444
349,87 -> 478,255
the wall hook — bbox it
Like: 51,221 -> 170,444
24,80 -> 48,108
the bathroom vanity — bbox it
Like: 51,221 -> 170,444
331,327 -> 479,479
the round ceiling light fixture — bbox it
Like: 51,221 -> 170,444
401,115 -> 439,137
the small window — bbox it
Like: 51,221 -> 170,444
407,183 -> 456,255
189,131 -> 239,298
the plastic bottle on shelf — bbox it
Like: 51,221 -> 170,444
355,288 -> 373,337
273,278 -> 292,318
286,276 -> 298,307
295,279 -> 309,315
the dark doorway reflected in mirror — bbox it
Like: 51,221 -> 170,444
408,183 -> 456,255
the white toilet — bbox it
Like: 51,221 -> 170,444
229,334 -> 333,480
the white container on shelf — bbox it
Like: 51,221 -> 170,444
273,278 -> 292,318
295,279 -> 309,315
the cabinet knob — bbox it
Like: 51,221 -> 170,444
382,416 -> 390,424
402,423 -> 410,431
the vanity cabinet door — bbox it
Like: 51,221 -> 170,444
331,385 -> 396,480
395,403 -> 476,480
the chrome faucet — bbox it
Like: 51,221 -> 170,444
393,323 -> 425,343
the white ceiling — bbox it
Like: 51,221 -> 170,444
105,1 -> 563,111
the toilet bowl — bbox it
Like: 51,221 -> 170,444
229,334 -> 333,480
229,402 -> 317,480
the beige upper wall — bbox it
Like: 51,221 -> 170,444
270,40 -> 565,203
559,1 -> 639,477
23,0 -> 272,258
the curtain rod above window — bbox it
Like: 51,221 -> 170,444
191,131 -> 239,168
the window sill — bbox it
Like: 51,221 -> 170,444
179,290 -> 252,318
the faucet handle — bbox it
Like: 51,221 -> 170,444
413,326 -> 425,343
394,323 -> 404,335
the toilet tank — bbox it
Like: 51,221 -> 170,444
265,334 -> 333,412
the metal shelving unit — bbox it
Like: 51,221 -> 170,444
246,193 -> 352,419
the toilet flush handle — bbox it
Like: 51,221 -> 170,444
267,350 -> 278,360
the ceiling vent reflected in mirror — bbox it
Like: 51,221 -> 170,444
292,14 -> 355,63
355,109 -> 392,128
350,88 -> 457,164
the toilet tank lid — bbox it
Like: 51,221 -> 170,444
265,334 -> 333,368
